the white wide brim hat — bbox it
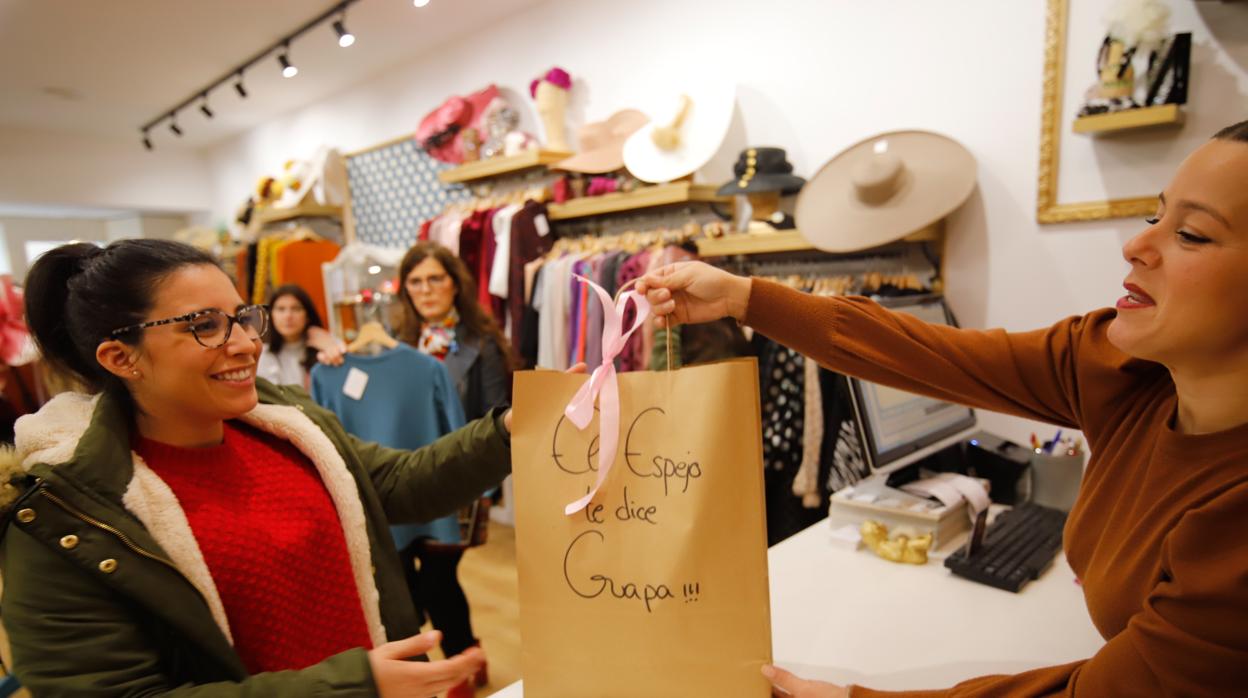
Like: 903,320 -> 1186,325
622,83 -> 735,184
796,130 -> 977,253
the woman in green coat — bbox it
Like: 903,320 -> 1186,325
0,239 -> 535,696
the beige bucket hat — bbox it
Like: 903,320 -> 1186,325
795,130 -> 976,253
553,109 -> 649,174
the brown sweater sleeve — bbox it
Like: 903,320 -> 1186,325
744,279 -> 1088,429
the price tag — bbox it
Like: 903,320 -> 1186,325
343,367 -> 369,400
535,214 -> 551,237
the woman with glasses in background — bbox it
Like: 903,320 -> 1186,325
391,241 -> 515,698
0,239 -> 524,696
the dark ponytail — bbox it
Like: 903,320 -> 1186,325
1213,119 -> 1248,142
24,239 -> 220,395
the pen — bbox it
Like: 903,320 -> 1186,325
1047,429 -> 1063,454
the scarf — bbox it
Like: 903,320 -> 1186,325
417,308 -> 459,361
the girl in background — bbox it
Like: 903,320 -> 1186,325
259,284 -> 343,388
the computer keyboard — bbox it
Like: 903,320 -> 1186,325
944,502 -> 1067,592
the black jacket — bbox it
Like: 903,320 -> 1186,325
440,330 -> 510,421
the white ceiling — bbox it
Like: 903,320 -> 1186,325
0,0 -> 548,149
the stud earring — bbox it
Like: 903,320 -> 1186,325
131,370 -> 140,377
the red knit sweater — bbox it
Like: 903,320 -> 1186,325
134,421 -> 374,674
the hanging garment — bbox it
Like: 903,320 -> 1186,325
487,204 -> 522,299
819,369 -> 870,496
583,256 -> 605,369
519,262 -> 544,369
244,242 -> 259,305
757,339 -> 823,546
310,344 -> 466,546
534,256 -> 567,370
457,209 -> 490,292
615,250 -> 651,372
476,208 -> 504,321
792,354 -> 824,508
234,247 -> 251,301
273,238 -> 341,323
252,236 -> 281,306
508,202 -> 553,346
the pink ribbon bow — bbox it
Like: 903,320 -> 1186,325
562,275 -> 650,515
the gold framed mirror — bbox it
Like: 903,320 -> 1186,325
1036,0 -> 1162,224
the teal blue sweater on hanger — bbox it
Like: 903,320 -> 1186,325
311,344 -> 465,546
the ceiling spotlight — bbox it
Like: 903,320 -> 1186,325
278,45 -> 298,78
333,19 -> 355,48
199,96 -> 214,119
413,0 -> 430,7
234,74 -> 248,98
142,132 -> 153,151
169,117 -> 183,137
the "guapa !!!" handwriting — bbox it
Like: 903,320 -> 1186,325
552,405 -> 706,613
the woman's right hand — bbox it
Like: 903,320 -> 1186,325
368,631 -> 484,698
307,326 -> 346,367
637,262 -> 751,327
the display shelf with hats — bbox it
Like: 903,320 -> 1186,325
251,203 -> 344,228
697,222 -> 943,258
1072,103 -> 1184,135
437,148 -> 573,184
547,181 -> 725,221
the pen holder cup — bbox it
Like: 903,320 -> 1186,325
1027,452 -> 1085,512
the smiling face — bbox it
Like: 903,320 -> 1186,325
1107,139 -> 1248,368
128,264 -> 264,427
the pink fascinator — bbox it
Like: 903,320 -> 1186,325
530,67 -> 572,98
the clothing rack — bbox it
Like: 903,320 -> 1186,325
721,243 -> 936,279
553,206 -> 720,239
548,222 -> 702,257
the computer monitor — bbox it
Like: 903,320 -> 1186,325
846,295 -> 978,478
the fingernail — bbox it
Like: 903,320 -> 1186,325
761,665 -> 776,679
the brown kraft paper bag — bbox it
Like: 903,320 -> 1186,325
512,358 -> 772,697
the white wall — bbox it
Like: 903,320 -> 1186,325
0,213 -> 189,280
0,216 -> 110,280
0,125 -> 213,215
203,0 -> 1248,447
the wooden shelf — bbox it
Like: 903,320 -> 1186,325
1073,104 -> 1184,135
697,223 -> 942,257
438,149 -> 571,184
253,203 -> 343,226
548,182 -> 727,221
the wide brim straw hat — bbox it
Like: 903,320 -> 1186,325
622,83 -> 735,184
795,130 -> 976,253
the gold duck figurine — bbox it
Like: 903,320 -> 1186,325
860,520 -> 933,565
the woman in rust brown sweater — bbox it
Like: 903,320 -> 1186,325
638,121 -> 1248,697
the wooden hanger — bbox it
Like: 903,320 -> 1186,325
346,321 -> 398,353
289,226 -> 323,242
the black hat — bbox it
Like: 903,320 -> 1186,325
716,147 -> 806,196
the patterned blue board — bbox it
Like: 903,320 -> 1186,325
345,138 -> 469,249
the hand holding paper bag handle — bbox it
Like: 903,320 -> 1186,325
637,261 -> 752,326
